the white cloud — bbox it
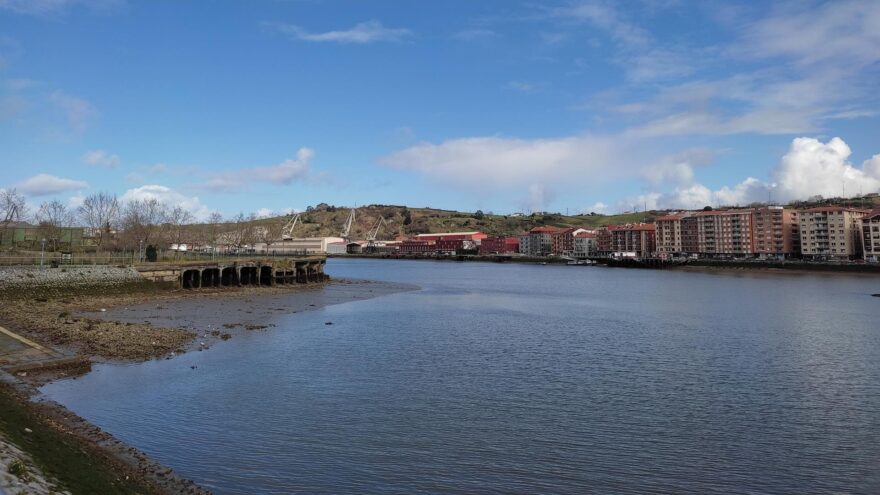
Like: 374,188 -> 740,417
739,1 -> 880,68
627,137 -> 880,211
381,135 -> 629,188
17,173 -> 88,196
772,137 -> 880,201
266,20 -> 412,44
49,90 -> 95,133
81,149 -> 120,167
585,201 -> 608,214
255,208 -> 274,219
120,184 -> 210,220
525,183 -> 555,213
205,148 -> 314,192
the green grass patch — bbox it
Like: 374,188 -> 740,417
0,383 -> 155,494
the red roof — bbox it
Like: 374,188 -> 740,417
529,226 -> 562,233
574,231 -> 595,238
863,208 -> 880,219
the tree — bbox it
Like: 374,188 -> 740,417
257,217 -> 285,254
0,188 -> 27,249
402,208 -> 412,226
145,244 -> 158,262
78,192 -> 119,252
206,211 -> 224,254
36,200 -> 75,251
473,210 -> 484,220
120,198 -> 166,252
163,205 -> 195,256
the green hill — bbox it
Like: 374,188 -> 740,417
259,204 -> 660,241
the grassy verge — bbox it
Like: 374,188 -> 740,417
0,382 -> 158,494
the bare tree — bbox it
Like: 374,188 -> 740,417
36,200 -> 75,251
257,217 -> 285,254
206,211 -> 224,254
120,198 -> 167,252
164,205 -> 195,256
1,188 -> 28,249
78,192 -> 120,252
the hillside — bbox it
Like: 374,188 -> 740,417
256,204 -> 660,241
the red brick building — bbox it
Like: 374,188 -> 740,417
479,236 -> 519,254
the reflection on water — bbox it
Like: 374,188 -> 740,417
42,260 -> 880,494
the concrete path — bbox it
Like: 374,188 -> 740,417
0,325 -> 76,372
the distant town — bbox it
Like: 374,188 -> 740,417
2,189 -> 880,264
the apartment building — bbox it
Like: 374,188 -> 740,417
694,209 -> 755,256
551,227 -> 589,256
863,208 -> 880,261
655,213 -> 689,256
519,226 -> 560,256
753,206 -> 800,258
597,223 -> 656,258
573,231 -> 597,258
799,207 -> 867,260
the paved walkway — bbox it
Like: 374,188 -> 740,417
0,325 -> 73,372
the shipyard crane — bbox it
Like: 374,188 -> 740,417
340,208 -> 356,240
281,213 -> 301,240
367,216 -> 389,243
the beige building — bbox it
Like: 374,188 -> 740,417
655,213 -> 689,256
695,209 -> 755,256
753,206 -> 800,258
256,237 -> 345,254
798,207 -> 867,260
573,231 -> 597,258
861,208 -> 880,261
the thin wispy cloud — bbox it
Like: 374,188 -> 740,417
265,20 -> 412,44
17,173 -> 88,195
205,148 -> 315,192
81,149 -> 120,167
0,0 -> 123,16
49,90 -> 96,133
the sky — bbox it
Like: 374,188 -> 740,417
1,0 -> 879,220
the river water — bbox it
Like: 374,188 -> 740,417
41,259 -> 880,494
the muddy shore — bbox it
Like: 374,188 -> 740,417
0,277 -> 415,494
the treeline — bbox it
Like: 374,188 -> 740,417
0,188 -> 282,253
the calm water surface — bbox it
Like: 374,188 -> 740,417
41,260 -> 880,494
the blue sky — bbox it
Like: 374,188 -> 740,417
1,0 -> 879,219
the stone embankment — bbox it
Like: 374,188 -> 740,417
0,266 -> 148,296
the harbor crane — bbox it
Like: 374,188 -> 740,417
367,216 -> 389,243
341,208 -> 356,240
281,213 -> 301,240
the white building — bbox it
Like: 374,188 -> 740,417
256,237 -> 345,255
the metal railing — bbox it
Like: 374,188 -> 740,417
0,249 -> 317,267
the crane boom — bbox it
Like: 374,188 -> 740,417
367,216 -> 388,242
341,208 -> 356,240
281,213 -> 301,240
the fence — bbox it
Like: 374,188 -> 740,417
0,249 -> 315,267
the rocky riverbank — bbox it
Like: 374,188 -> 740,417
0,266 -> 414,495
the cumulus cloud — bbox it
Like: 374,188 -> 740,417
205,148 -> 314,192
626,137 -> 880,210
16,173 -> 88,196
49,90 -> 95,133
265,20 -> 412,44
120,184 -> 210,220
81,149 -> 120,167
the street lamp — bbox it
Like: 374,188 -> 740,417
139,239 -> 144,263
40,238 -> 46,268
